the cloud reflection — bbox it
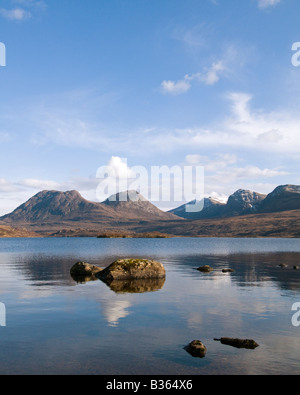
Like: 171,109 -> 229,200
101,298 -> 132,327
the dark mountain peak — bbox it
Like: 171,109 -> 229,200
227,189 -> 266,211
0,189 -> 100,223
268,184 -> 300,196
168,197 -> 225,219
230,188 -> 266,200
223,189 -> 266,217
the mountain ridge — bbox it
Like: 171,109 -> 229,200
0,189 -> 181,232
1,184 -> 300,237
169,185 -> 300,219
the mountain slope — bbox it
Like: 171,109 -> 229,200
0,190 -> 118,223
102,190 -> 180,220
258,185 -> 300,213
224,189 -> 267,216
0,190 -> 181,233
169,197 -> 225,219
169,189 -> 266,219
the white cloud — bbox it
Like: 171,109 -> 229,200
0,178 -> 19,193
17,178 -> 61,190
214,165 -> 288,180
182,152 -> 288,202
257,0 -> 281,9
160,77 -> 191,95
0,0 -> 46,21
0,175 -> 101,215
25,88 -> 300,160
197,61 -> 225,85
150,91 -> 300,156
0,7 -> 31,20
227,92 -> 253,122
160,61 -> 224,95
105,156 -> 135,179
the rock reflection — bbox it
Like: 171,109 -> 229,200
70,273 -> 99,284
101,277 -> 166,294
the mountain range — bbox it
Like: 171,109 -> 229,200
1,184 -> 300,237
169,185 -> 299,219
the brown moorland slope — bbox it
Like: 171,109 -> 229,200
128,210 -> 300,238
0,225 -> 41,238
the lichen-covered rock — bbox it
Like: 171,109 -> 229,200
184,340 -> 207,358
97,258 -> 166,284
70,262 -> 103,276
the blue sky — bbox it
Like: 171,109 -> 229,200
0,0 -> 300,214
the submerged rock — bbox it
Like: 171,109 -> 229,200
97,258 -> 166,284
70,262 -> 103,276
184,340 -> 207,358
197,265 -> 214,273
214,337 -> 259,349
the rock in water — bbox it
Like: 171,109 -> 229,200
214,337 -> 259,349
184,340 -> 207,358
97,258 -> 166,284
197,265 -> 214,273
70,262 -> 103,276
222,268 -> 235,273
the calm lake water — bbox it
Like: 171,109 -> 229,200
0,237 -> 300,375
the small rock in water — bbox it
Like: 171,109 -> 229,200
293,266 -> 299,270
197,265 -> 214,273
184,340 -> 207,358
279,264 -> 288,268
222,268 -> 235,273
214,337 -> 259,350
70,262 -> 103,276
